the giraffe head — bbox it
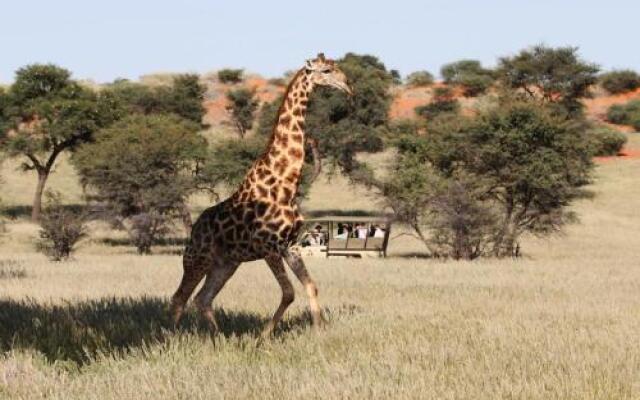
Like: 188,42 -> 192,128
304,53 -> 352,95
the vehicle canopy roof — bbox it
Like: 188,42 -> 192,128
305,216 -> 390,224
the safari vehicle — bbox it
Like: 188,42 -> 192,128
294,216 -> 392,258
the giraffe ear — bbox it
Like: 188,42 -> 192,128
305,59 -> 315,71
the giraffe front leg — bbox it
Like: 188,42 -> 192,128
284,248 -> 326,328
262,255 -> 295,337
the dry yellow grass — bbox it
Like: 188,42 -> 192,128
0,135 -> 639,399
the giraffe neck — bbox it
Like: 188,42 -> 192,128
234,68 -> 313,204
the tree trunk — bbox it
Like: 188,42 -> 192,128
308,137 -> 322,183
179,202 -> 193,237
32,170 -> 49,222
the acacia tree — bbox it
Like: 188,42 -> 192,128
378,99 -> 593,258
498,45 -> 599,116
225,88 -> 259,138
73,114 -> 206,253
2,64 -> 114,221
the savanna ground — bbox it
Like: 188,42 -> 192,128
0,134 -> 639,399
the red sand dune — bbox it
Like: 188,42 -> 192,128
202,76 -> 284,127
595,149 -> 640,163
583,87 -> 640,123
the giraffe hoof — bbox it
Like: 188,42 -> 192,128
260,324 -> 275,339
312,314 -> 328,330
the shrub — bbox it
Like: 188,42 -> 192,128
588,127 -> 627,156
458,74 -> 494,97
217,69 -> 244,84
225,88 -> 259,138
128,212 -> 172,255
415,87 -> 459,119
441,60 -> 494,97
36,192 -> 87,261
406,71 -> 434,87
600,70 -> 640,94
390,69 -> 402,85
267,77 -> 287,87
0,86 -> 9,139
607,100 -> 640,130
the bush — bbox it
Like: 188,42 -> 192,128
406,71 -> 434,87
600,70 -> 640,94
441,60 -> 494,97
225,88 -> 259,137
267,77 -> 287,87
36,192 -> 87,261
415,87 -> 459,119
458,74 -> 494,97
217,69 -> 244,84
390,69 -> 402,85
607,100 -> 640,130
128,212 -> 171,255
588,127 -> 627,156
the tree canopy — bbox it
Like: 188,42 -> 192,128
2,64 -> 116,220
440,59 -> 495,97
379,98 -> 593,258
100,74 -> 206,125
498,45 -> 599,116
225,88 -> 259,138
73,114 -> 205,253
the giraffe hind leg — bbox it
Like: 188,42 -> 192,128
285,248 -> 326,328
170,247 -> 207,327
193,259 -> 239,334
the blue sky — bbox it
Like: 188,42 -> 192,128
1,0 -> 638,83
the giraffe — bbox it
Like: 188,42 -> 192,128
170,53 -> 352,336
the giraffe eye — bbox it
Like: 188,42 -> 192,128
322,69 -> 332,74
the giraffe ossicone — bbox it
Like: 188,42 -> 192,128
170,54 -> 352,335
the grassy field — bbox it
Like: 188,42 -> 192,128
1,135 -> 640,399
